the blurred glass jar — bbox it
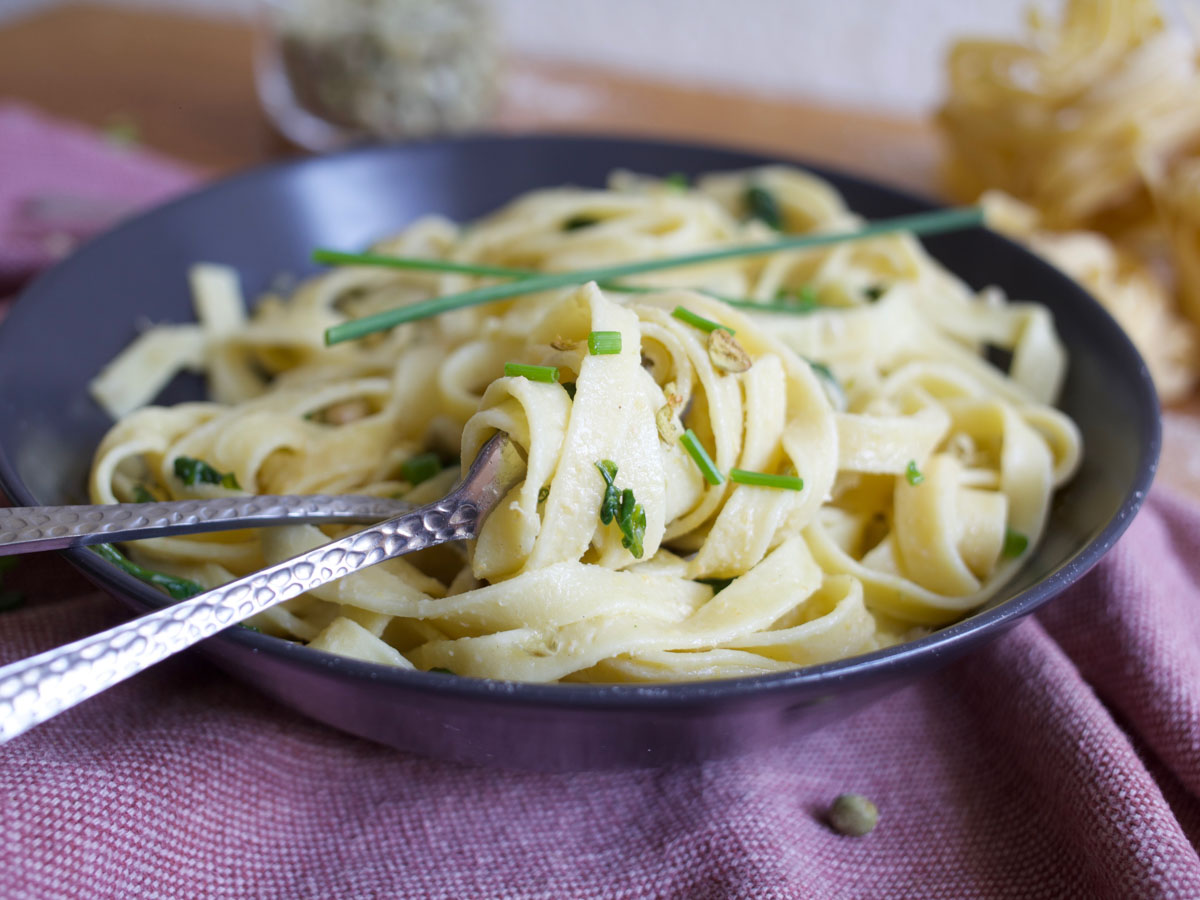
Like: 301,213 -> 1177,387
255,0 -> 500,151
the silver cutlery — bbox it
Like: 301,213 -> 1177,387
0,432 -> 523,744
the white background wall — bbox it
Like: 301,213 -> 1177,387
1,0 -> 1193,114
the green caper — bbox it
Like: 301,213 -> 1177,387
828,793 -> 878,836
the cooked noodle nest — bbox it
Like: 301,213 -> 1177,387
88,166 -> 1082,682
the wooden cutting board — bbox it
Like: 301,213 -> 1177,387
0,3 -> 1193,498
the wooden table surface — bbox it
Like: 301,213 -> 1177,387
1,4 -> 1194,498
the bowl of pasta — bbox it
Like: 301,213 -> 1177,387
0,136 -> 1158,769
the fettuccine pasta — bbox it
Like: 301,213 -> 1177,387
87,166 -> 1081,682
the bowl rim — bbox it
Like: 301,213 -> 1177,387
0,132 -> 1162,709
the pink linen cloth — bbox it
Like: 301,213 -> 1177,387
0,103 -> 195,293
2,104 -> 1200,900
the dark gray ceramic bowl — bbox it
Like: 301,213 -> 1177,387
0,136 -> 1159,770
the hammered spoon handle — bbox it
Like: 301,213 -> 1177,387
0,493 -> 413,556
0,432 -> 523,744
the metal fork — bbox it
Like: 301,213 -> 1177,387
0,432 -> 524,744
0,493 -> 412,556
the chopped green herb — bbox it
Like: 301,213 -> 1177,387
92,543 -> 203,600
538,485 -> 550,504
905,461 -> 924,486
745,184 -> 783,230
1003,527 -> 1029,558
504,362 -> 559,383
716,297 -> 805,314
563,214 -> 601,231
776,285 -> 820,312
587,331 -> 622,355
312,249 -> 539,279
616,488 -> 647,558
132,485 -> 157,504
595,460 -> 621,525
322,205 -> 986,345
696,577 -> 734,593
672,306 -> 735,335
429,667 -> 456,675
240,623 -> 262,633
562,382 -> 577,400
594,460 -> 646,558
174,456 -> 240,490
805,358 -> 846,411
664,172 -> 689,190
680,429 -> 724,485
808,360 -> 837,384
399,452 -> 442,486
864,284 -> 887,302
729,469 -> 805,491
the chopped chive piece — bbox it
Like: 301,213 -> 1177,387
1003,527 -> 1029,558
537,485 -> 550,504
775,285 -> 820,312
399,452 -> 442,486
745,184 -> 783,229
680,429 -> 724,485
563,214 -> 601,231
729,469 -> 805,491
593,460 -> 645,557
173,456 -> 240,490
808,360 -> 837,384
562,382 -> 577,400
664,172 -> 689,190
504,362 -> 559,383
132,485 -> 157,504
864,284 -> 887,301
905,461 -> 925,486
312,249 -> 539,279
595,460 -> 620,524
696,577 -> 734,593
617,489 -> 647,558
92,543 -> 204,600
672,306 -> 734,335
323,206 -> 985,344
587,331 -> 622,355
429,667 -> 456,675
719,297 -> 816,314
807,359 -> 846,411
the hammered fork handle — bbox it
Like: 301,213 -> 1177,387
0,494 -> 410,556
0,433 -> 523,744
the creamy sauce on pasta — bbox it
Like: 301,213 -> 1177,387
87,166 -> 1082,682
